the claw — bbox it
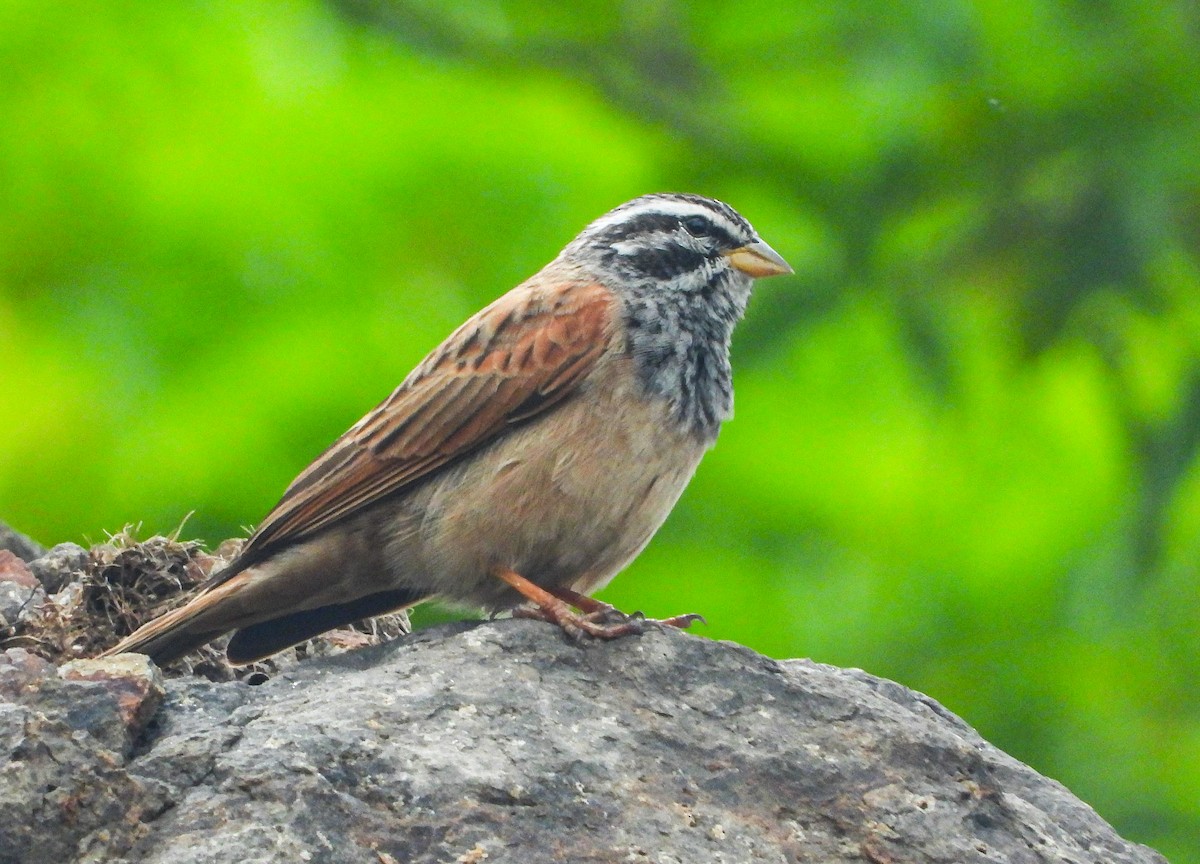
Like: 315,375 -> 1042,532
658,612 -> 706,629
495,568 -> 706,641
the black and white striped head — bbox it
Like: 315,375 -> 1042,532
563,192 -> 791,294
559,193 -> 791,442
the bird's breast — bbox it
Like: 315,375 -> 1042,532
400,353 -> 709,607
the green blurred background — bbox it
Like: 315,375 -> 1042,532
2,1 -> 1197,858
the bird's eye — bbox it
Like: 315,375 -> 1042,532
682,215 -> 712,237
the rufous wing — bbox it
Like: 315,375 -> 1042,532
232,277 -> 616,573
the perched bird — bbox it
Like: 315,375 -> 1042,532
103,193 -> 792,665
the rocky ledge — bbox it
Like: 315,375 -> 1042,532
0,619 -> 1166,864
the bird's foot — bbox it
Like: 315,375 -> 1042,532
548,586 -> 705,632
511,601 -> 629,639
498,569 -> 704,641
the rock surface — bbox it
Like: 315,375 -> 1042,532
0,523 -> 44,562
27,542 -> 90,594
0,620 -> 1167,864
0,551 -> 44,630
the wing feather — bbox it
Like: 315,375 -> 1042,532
222,278 -> 615,577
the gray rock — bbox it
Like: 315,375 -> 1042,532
28,542 -> 91,594
0,551 -> 44,630
0,521 -> 45,562
0,650 -> 160,864
0,581 -> 42,631
0,621 -> 1167,864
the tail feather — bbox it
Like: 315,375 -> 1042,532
226,587 -> 423,664
102,573 -> 424,667
101,574 -> 253,665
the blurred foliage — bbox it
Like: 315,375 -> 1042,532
1,0 -> 1198,858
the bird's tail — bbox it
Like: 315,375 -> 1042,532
100,574 -> 252,666
102,570 -> 425,666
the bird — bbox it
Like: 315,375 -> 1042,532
102,193 -> 792,666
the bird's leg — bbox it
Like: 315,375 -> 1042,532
546,587 -> 706,631
495,568 -> 704,639
497,568 -> 636,639
545,587 -> 621,622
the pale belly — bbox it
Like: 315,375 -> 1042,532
375,355 -> 711,610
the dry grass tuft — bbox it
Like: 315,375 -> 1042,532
1,528 -> 409,682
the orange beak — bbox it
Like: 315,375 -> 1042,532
724,240 -> 793,278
